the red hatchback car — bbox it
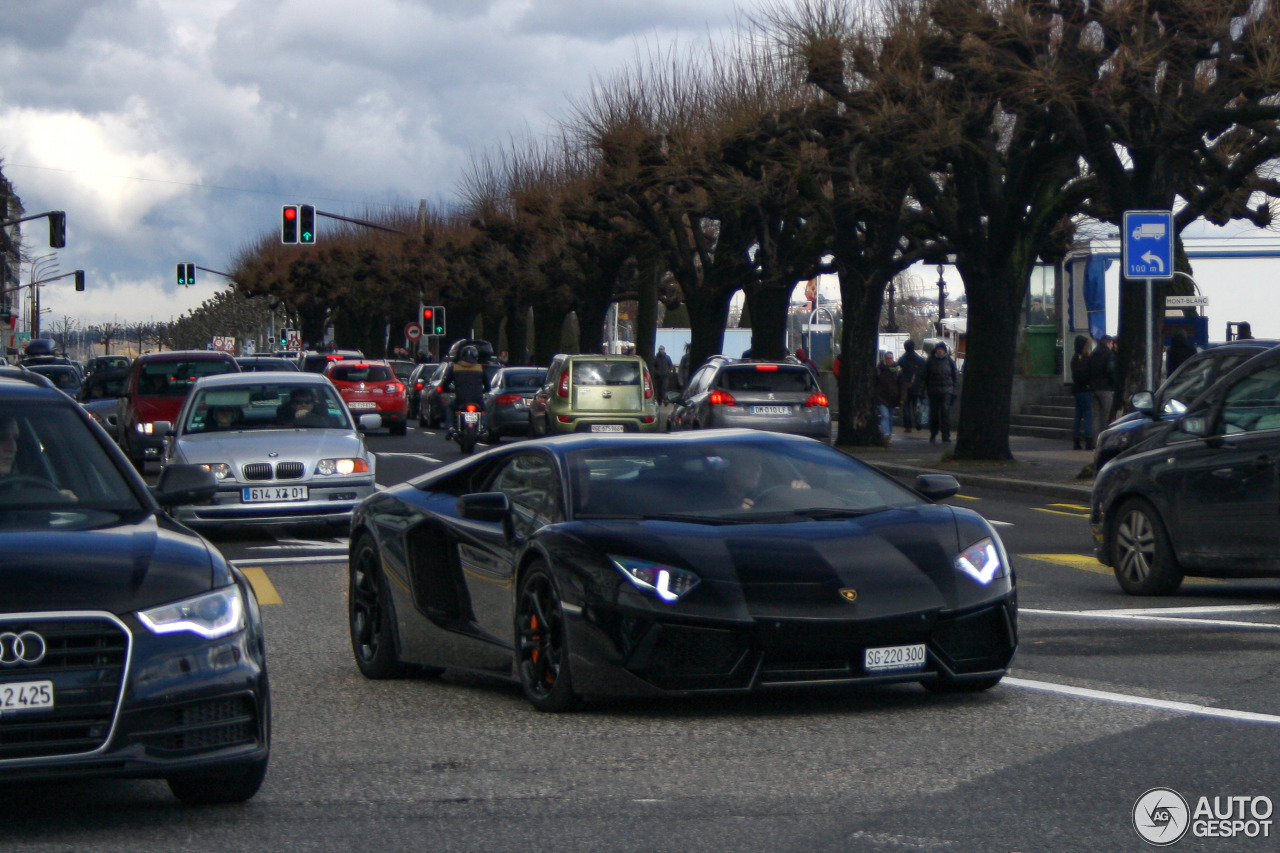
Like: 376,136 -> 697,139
324,360 -> 408,435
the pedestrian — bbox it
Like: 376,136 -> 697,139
924,341 -> 958,444
1069,335 -> 1093,450
1238,322 -> 1254,340
876,351 -> 902,444
677,343 -> 691,390
1087,334 -> 1117,444
896,340 -> 927,433
1165,331 -> 1196,377
653,345 -> 674,404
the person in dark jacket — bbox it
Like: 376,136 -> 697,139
1087,334 -> 1117,444
1069,335 -> 1093,450
896,340 -> 927,433
924,342 -> 958,444
652,345 -> 674,404
875,351 -> 903,444
1166,331 -> 1196,377
444,346 -> 488,437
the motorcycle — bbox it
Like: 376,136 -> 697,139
453,403 -> 484,454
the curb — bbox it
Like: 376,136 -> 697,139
870,461 -> 1094,502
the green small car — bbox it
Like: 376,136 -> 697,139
529,354 -> 660,436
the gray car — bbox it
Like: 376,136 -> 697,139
668,356 -> 831,443
160,372 -> 379,529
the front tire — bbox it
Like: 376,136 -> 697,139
923,674 -> 1003,694
349,534 -> 409,678
167,758 -> 268,805
515,565 -> 579,712
1111,498 -> 1183,595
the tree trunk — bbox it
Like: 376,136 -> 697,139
1115,275 -> 1167,417
684,286 -> 732,372
635,267 -> 658,364
952,262 -> 1026,461
531,302 -> 568,364
744,283 -> 790,361
505,303 -> 530,364
834,268 -> 886,447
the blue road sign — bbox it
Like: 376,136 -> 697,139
1123,210 -> 1174,279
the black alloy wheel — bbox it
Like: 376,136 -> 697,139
1111,498 -> 1184,595
515,565 -> 579,712
349,535 -> 409,678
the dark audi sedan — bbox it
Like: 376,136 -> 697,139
0,375 -> 270,803
348,430 -> 1016,711
1093,343 -> 1280,594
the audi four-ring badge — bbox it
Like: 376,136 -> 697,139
0,374 -> 270,804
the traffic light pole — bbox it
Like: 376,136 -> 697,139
0,210 -> 67,248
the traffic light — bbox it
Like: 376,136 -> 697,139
74,270 -> 85,292
298,204 -> 316,244
422,305 -> 434,330
176,263 -> 196,285
431,306 -> 446,336
282,205 -> 299,243
48,211 -> 66,248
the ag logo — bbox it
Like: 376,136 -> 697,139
1133,787 -> 1190,846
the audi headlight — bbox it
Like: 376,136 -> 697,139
317,457 -> 371,476
954,537 -> 1007,585
199,462 -> 233,481
610,556 -> 700,603
138,586 -> 245,639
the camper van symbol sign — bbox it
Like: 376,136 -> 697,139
1123,210 -> 1174,280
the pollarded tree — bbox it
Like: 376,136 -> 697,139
1055,0 -> 1280,404
767,0 -> 948,447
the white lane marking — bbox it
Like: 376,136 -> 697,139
231,555 -> 345,566
1022,604 -> 1280,630
1005,677 -> 1280,726
376,451 -> 441,462
988,519 -> 1013,527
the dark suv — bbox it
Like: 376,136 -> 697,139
0,375 -> 270,803
668,355 -> 831,443
1094,340 -> 1277,471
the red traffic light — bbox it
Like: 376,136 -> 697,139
284,207 -> 297,220
423,308 -> 434,319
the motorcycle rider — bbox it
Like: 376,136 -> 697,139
445,345 -> 487,438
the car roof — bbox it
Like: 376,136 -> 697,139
135,349 -> 237,363
192,371 -> 331,388
0,372 -> 64,395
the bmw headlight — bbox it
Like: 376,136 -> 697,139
954,537 -> 1007,585
199,462 -> 233,481
317,457 -> 371,476
610,556 -> 700,603
138,586 -> 245,639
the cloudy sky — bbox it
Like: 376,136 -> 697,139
1,0 -> 743,330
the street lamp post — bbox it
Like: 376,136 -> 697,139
29,254 -> 59,339
936,264 -> 947,334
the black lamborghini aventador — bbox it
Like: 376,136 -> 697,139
347,430 -> 1017,711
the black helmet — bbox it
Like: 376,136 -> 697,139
460,346 -> 479,363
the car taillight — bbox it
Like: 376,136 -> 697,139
415,382 -> 424,391
391,383 -> 405,394
558,370 -> 570,397
804,392 -> 828,408
643,370 -> 653,399
754,364 -> 778,371
495,394 -> 522,405
436,385 -> 446,393
708,389 -> 736,406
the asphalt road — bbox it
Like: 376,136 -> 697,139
7,426 -> 1280,851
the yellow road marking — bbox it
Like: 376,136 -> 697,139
1021,554 -> 1220,584
1048,503 -> 1090,511
240,567 -> 283,605
1033,507 -> 1090,518
953,494 -> 981,501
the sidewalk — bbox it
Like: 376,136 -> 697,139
842,430 -> 1095,501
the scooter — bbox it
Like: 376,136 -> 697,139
453,404 -> 484,454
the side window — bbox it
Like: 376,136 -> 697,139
1220,363 -> 1280,434
488,452 -> 563,537
690,366 -> 714,396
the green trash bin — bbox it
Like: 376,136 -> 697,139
1024,326 -> 1058,376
